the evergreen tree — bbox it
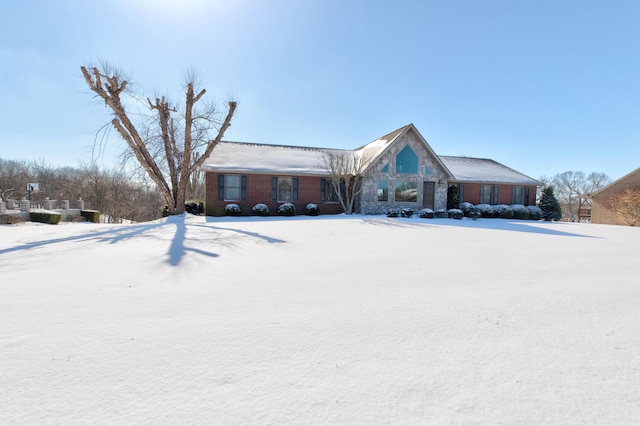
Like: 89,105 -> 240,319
540,185 -> 562,221
447,185 -> 460,210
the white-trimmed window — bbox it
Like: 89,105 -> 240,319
217,174 -> 247,201
272,177 -> 299,202
224,175 -> 241,200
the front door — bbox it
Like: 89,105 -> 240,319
423,182 -> 435,210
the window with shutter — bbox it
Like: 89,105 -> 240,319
224,175 -> 241,201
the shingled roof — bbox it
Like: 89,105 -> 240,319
199,141 -> 344,175
440,156 -> 540,185
200,125 -> 540,186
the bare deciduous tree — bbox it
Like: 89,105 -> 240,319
606,188 -> 640,226
548,171 -> 611,221
585,172 -> 610,193
81,64 -> 237,215
553,171 -> 586,221
322,150 -> 370,214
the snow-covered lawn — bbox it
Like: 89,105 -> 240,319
2,215 -> 639,424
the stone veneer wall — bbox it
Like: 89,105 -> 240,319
359,132 -> 448,215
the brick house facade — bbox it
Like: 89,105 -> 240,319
205,173 -> 344,217
589,167 -> 640,225
201,124 -> 540,216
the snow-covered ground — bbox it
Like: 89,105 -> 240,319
1,215 -> 639,425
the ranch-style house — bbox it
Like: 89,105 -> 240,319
200,124 -> 540,216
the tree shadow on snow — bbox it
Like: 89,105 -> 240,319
359,217 -> 436,229
165,215 -> 220,266
425,218 -> 601,238
0,221 -> 166,254
359,216 -> 599,238
203,217 -> 286,244
0,215 -> 237,267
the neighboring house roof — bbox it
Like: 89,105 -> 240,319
440,156 -> 541,185
588,167 -> 640,199
200,141 -> 347,176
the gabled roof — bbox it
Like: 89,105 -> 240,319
199,141 -> 345,175
199,125 -> 540,185
354,123 -> 454,178
440,156 -> 541,185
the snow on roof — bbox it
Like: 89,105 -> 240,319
440,156 -> 540,185
200,141 -> 346,175
200,127 -> 540,186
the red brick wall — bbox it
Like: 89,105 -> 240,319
205,172 -> 344,216
456,183 -> 537,206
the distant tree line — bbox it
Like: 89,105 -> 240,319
0,158 -> 205,223
539,171 -> 610,221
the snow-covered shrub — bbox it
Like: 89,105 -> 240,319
418,208 -> 434,219
511,204 -> 530,220
185,200 -> 204,215
386,208 -> 400,217
401,207 -> 414,218
527,205 -> 543,220
252,203 -> 270,216
434,209 -> 447,218
475,204 -> 494,218
447,208 -> 464,219
386,207 -> 413,218
305,203 -> 320,216
493,204 -> 513,219
278,203 -> 296,216
225,203 -> 242,216
459,202 -> 475,217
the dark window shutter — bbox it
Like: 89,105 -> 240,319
512,186 -> 517,204
480,185 -> 485,202
293,178 -> 299,201
272,177 -> 278,201
218,174 -> 225,200
321,179 -> 326,201
241,175 -> 248,200
459,184 -> 464,203
493,185 -> 499,204
525,187 -> 530,206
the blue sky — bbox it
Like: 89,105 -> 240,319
1,0 -> 639,181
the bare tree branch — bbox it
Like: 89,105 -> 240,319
81,64 -> 237,215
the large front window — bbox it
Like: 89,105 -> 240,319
395,181 -> 417,202
224,175 -> 241,200
377,181 -> 388,201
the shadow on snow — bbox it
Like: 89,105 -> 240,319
360,216 -> 601,238
0,215 -> 286,267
